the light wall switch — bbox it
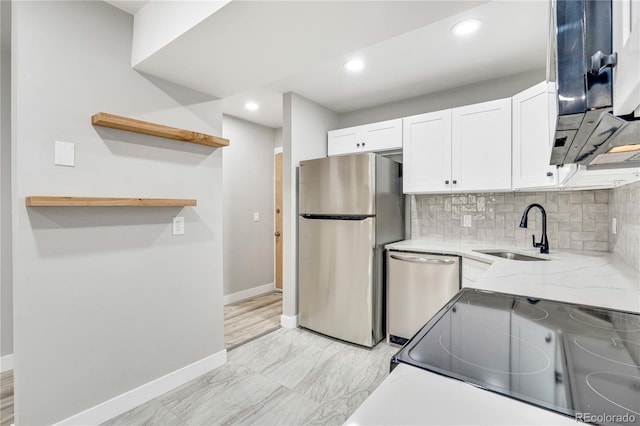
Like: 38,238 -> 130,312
612,217 -> 617,235
253,212 -> 260,222
172,217 -> 185,235
54,141 -> 75,167
463,215 -> 472,228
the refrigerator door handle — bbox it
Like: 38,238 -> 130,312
390,254 -> 456,265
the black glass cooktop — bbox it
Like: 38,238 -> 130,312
392,288 -> 640,425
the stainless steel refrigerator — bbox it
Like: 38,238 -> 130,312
298,153 -> 404,347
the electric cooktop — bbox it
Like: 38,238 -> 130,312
392,288 -> 640,426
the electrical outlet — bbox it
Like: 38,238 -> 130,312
253,212 -> 260,222
54,141 -> 75,167
463,215 -> 472,228
172,217 -> 185,235
612,217 -> 617,235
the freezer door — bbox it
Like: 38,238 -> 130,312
299,154 -> 375,215
298,216 -> 378,347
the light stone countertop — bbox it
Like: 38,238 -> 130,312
386,239 -> 640,313
346,240 -> 640,425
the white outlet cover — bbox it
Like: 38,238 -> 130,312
463,215 -> 472,228
173,217 -> 185,235
253,212 -> 260,222
54,141 -> 75,167
612,217 -> 617,235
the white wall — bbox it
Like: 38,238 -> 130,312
0,0 -> 12,362
337,69 -> 545,128
274,127 -> 283,148
12,2 -> 224,424
222,115 -> 275,298
131,0 -> 230,66
282,93 -> 338,324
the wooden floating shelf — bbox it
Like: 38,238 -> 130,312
91,112 -> 229,148
26,196 -> 197,207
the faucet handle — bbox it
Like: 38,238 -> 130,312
532,234 -> 541,248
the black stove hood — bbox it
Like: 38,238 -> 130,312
549,0 -> 640,169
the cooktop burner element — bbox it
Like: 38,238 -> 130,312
392,288 -> 640,425
434,333 -> 551,375
570,309 -> 640,332
574,336 -> 640,368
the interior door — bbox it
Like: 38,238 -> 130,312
275,153 -> 282,290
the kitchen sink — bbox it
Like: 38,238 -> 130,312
473,250 -> 548,261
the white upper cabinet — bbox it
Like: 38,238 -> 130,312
403,98 -> 512,193
327,119 -> 401,157
451,98 -> 512,192
612,0 -> 640,116
403,110 -> 452,193
512,82 -> 558,190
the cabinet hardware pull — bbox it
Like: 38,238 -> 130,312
445,180 -> 450,185
390,254 -> 455,265
452,180 -> 457,184
546,172 -> 553,177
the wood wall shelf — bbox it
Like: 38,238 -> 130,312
91,112 -> 229,148
26,196 -> 197,207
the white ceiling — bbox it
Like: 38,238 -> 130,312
109,0 -> 549,129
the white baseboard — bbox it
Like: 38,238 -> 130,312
54,349 -> 227,426
224,282 -> 275,305
0,354 -> 13,372
280,314 -> 298,329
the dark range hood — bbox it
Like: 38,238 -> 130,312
549,0 -> 640,169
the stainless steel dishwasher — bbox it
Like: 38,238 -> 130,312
387,250 -> 461,345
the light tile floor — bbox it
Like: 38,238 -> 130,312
104,328 -> 398,425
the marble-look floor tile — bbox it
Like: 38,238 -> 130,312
101,399 -> 184,426
293,342 -> 392,405
161,363 -> 286,425
102,328 -> 397,426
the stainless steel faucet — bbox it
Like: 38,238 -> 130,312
519,203 -> 549,254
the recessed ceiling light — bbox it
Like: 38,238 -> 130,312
244,101 -> 259,111
451,19 -> 482,36
344,59 -> 364,73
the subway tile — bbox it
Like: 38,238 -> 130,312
594,190 -> 609,203
504,193 -> 515,203
582,216 -> 596,231
595,222 -> 608,242
558,231 -> 571,248
495,204 -> 514,212
477,197 -> 486,212
583,203 -> 608,213
569,204 -> 583,221
570,231 -> 596,241
582,192 -> 595,203
452,196 -> 468,205
584,241 -> 609,251
546,193 -> 558,204
525,195 -> 546,204
437,211 -> 452,220
570,240 -> 584,250
558,221 -> 583,231
569,192 -> 583,204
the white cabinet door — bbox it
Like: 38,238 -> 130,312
362,119 -> 402,152
403,111 -> 452,193
451,98 -> 512,192
328,119 -> 402,157
327,126 -> 361,156
613,0 -> 640,116
512,82 -> 558,190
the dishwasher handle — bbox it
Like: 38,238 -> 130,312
390,253 -> 456,265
